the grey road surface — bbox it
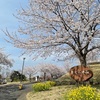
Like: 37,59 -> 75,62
0,83 -> 32,100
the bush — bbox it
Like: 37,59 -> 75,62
63,85 -> 100,100
46,81 -> 56,86
55,80 -> 76,86
32,82 -> 51,92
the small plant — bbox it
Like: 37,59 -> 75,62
63,85 -> 100,100
32,82 -> 51,92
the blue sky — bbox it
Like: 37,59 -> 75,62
0,0 -> 67,71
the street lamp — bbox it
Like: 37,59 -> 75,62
21,57 -> 25,82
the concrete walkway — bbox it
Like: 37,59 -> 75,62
17,84 -> 32,100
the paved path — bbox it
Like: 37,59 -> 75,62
17,83 -> 32,100
0,83 -> 32,100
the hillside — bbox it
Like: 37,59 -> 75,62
57,62 -> 100,84
88,62 -> 100,83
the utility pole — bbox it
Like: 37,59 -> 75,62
21,57 -> 25,82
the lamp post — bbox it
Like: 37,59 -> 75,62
21,57 -> 25,82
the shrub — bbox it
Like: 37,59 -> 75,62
46,81 -> 56,86
55,80 -> 76,86
32,82 -> 51,92
63,85 -> 100,100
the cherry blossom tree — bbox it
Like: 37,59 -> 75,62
23,66 -> 37,82
0,50 -> 13,67
0,49 -> 13,79
37,64 -> 65,80
64,61 -> 71,72
5,0 -> 100,66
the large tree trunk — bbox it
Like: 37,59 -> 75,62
78,55 -> 87,67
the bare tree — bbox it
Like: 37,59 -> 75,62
23,66 -> 37,82
4,0 -> 100,66
37,63 -> 65,80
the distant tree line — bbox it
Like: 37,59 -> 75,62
10,71 -> 26,82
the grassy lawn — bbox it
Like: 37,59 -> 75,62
26,85 -> 75,100
26,85 -> 100,100
6,81 -> 30,85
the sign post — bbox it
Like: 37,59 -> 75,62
69,66 -> 93,83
